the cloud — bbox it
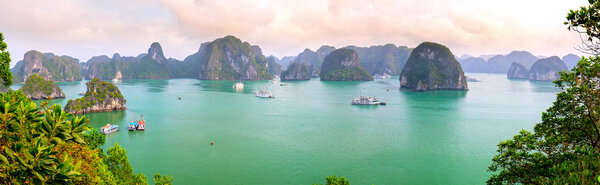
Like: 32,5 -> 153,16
0,0 -> 588,66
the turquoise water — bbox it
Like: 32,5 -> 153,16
12,73 -> 558,184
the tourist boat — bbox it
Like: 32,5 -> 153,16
255,89 -> 274,98
280,83 -> 288,86
351,96 -> 386,105
101,124 -> 119,135
128,120 -> 137,131
373,74 -> 392,79
78,92 -> 85,96
112,78 -> 120,83
137,115 -> 146,130
232,82 -> 244,89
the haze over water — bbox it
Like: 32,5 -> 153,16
12,73 -> 558,184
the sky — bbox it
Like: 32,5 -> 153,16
0,0 -> 588,67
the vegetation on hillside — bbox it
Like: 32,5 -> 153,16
488,1 -> 600,184
312,175 -> 350,185
20,74 -> 59,96
320,48 -> 373,81
0,33 -> 172,184
65,78 -> 124,113
11,50 -> 82,83
0,32 -> 12,87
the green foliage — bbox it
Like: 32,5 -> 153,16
83,129 -> 105,150
281,62 -> 311,81
488,57 -> 600,184
320,48 -> 373,81
565,0 -> 600,55
0,32 -> 12,87
312,175 -> 350,185
399,42 -> 466,90
19,73 -> 60,96
489,2 -> 600,184
64,78 -> 125,114
106,143 -> 148,185
153,173 -> 174,185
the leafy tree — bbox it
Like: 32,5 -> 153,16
106,143 -> 148,185
0,32 -> 12,87
83,128 -> 106,150
488,1 -> 600,184
153,173 -> 174,185
313,175 -> 350,185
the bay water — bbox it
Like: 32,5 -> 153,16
12,73 -> 558,184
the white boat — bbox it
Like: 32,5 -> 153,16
101,124 -> 119,135
112,78 -> 120,83
255,89 -> 274,98
351,96 -> 386,105
232,82 -> 244,89
373,74 -> 392,79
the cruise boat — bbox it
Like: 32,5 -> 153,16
255,89 -> 274,98
232,82 -> 244,89
101,124 -> 119,135
128,120 -> 137,131
373,74 -> 392,79
112,78 -> 121,83
351,96 -> 386,105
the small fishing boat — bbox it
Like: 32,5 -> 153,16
101,124 -> 119,135
232,82 -> 244,89
137,116 -> 146,130
351,96 -> 386,105
255,89 -> 274,98
279,83 -> 288,86
78,92 -> 85,96
128,121 -> 137,131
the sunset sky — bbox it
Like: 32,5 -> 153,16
0,0 -> 588,66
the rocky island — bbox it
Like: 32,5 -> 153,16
399,42 -> 468,91
528,56 -> 568,81
280,62 -> 311,81
506,62 -> 530,79
319,48 -> 373,81
18,74 -> 65,100
81,42 -> 170,80
64,78 -> 126,115
11,50 -> 82,83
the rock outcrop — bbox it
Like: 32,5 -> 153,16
320,48 -> 373,81
81,42 -> 170,80
267,56 -> 283,76
399,42 -> 468,91
345,44 -> 411,76
11,50 -> 82,83
18,74 -> 65,100
528,56 -> 568,81
562,54 -> 580,70
280,62 -> 311,81
507,62 -> 530,79
64,78 -> 126,115
182,36 -> 272,80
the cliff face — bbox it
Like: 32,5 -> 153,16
280,62 -> 311,81
187,36 -> 271,80
528,56 -> 568,81
19,74 -> 65,100
320,48 -> 373,81
81,42 -> 170,80
267,56 -> 283,76
11,50 -> 82,83
507,62 -> 530,79
345,44 -> 411,76
399,42 -> 468,91
294,46 -> 336,69
64,78 -> 126,115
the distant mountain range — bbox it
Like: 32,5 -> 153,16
9,35 -> 582,83
458,51 -> 579,74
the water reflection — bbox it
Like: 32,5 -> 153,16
84,110 -> 127,127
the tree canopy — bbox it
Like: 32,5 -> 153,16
0,32 -> 13,87
488,0 -> 600,184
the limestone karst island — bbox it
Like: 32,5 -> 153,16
1,1 -> 599,185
